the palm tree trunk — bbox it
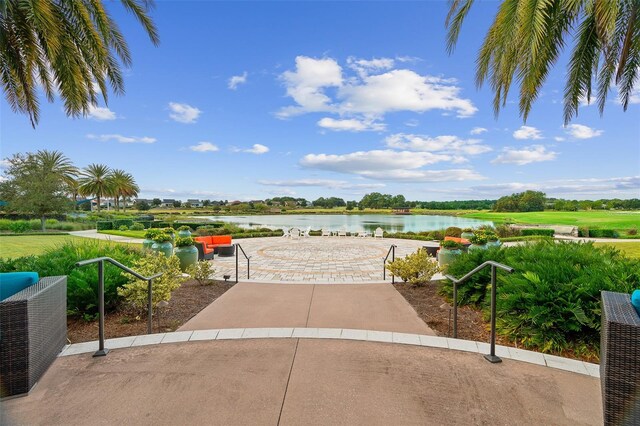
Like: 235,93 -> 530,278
96,196 -> 101,212
122,196 -> 126,212
41,215 -> 46,231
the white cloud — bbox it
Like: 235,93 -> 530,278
385,133 -> 492,156
0,159 -> 10,169
189,142 -> 219,152
168,102 -> 202,124
492,145 -> 557,165
277,56 -> 477,121
554,136 -> 565,142
470,127 -> 487,135
629,87 -> 640,104
87,134 -> 156,144
259,179 -> 385,190
233,144 -> 270,154
228,72 -> 248,90
513,125 -> 543,140
404,119 -> 419,127
357,169 -> 485,182
317,117 -> 385,132
86,105 -> 117,121
565,124 -> 603,139
470,176 -> 640,197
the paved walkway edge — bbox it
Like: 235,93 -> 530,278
60,328 -> 599,378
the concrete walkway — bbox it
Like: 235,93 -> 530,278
179,282 -> 435,335
69,229 -> 143,244
2,338 -> 602,425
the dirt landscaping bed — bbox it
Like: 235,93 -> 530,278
394,280 -> 597,363
68,279 -> 233,343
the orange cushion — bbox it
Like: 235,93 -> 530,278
195,236 -> 213,245
211,235 -> 232,245
445,236 -> 471,245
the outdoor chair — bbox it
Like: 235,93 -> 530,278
282,228 -> 291,238
321,229 -> 331,237
0,275 -> 67,397
290,228 -> 301,239
374,227 -> 384,238
337,229 -> 347,237
600,291 -> 640,425
302,226 -> 311,238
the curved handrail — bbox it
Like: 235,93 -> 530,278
234,243 -> 251,282
383,244 -> 397,283
75,257 -> 164,357
445,260 -> 514,363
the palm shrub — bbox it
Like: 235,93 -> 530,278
117,252 -> 186,313
444,226 -> 462,237
440,240 -> 640,354
386,248 -> 440,286
0,240 -> 142,316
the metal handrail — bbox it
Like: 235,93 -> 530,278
383,244 -> 397,283
445,260 -> 514,363
234,243 -> 251,283
75,257 -> 163,357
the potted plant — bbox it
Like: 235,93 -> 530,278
177,225 -> 192,238
438,240 -> 463,268
461,228 -> 474,240
174,236 -> 198,271
151,231 -> 174,257
143,229 -> 159,251
163,227 -> 176,242
486,232 -> 501,247
469,232 -> 488,251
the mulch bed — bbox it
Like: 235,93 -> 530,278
67,279 -> 233,343
394,280 -> 598,363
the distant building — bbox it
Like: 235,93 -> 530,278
392,207 -> 411,215
161,199 -> 176,208
187,199 -> 203,207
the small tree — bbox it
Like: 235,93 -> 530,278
0,151 -> 76,230
152,198 -> 162,207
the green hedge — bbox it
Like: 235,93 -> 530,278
173,221 -> 223,230
113,219 -> 134,229
150,221 -> 170,228
521,228 -> 555,237
441,241 -> 639,355
96,221 -> 113,231
587,229 -> 619,238
133,220 -> 152,229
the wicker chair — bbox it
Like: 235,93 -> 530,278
0,276 -> 67,397
600,291 -> 640,426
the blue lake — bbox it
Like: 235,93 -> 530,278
198,214 -> 493,233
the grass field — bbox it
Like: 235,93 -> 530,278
593,242 -> 640,259
0,235 -> 136,258
100,229 -> 146,239
462,211 -> 640,231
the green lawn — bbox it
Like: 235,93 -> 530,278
594,242 -> 640,259
100,229 -> 146,239
462,211 -> 640,231
0,235 -> 136,258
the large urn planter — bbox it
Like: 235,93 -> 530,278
177,226 -> 192,238
142,238 -> 155,251
175,245 -> 198,271
151,241 -> 173,257
468,243 -> 488,252
461,231 -> 474,240
438,248 -> 462,268
487,240 -> 502,248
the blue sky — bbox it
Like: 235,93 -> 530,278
1,1 -> 639,202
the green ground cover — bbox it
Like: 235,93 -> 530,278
593,242 -> 640,258
100,229 -> 146,239
462,210 -> 640,231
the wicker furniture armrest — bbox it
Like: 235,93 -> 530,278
1,276 -> 67,397
600,291 -> 640,426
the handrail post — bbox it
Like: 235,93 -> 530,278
247,255 -> 250,280
453,281 -> 458,338
94,260 -> 109,357
235,244 -> 239,283
147,279 -> 153,334
484,265 -> 501,363
391,245 -> 395,284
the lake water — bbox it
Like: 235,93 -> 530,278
197,214 -> 493,233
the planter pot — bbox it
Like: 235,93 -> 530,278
468,244 -> 488,252
174,245 -> 198,271
177,229 -> 192,238
438,248 -> 461,268
461,232 -> 474,240
487,240 -> 502,248
142,238 -> 154,251
151,241 -> 173,257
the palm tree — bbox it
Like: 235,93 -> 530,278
446,0 -> 640,124
66,177 -> 81,211
0,0 -> 159,127
109,169 -> 139,212
79,164 -> 112,212
35,150 -> 78,186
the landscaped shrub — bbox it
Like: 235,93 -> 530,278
441,241 -> 640,355
578,227 -> 589,237
150,221 -> 170,228
113,219 -> 134,229
0,241 -> 143,316
133,220 -> 152,229
495,224 -> 521,238
96,221 -> 113,231
429,230 -> 445,240
386,248 -> 439,286
628,227 -> 638,236
118,225 -> 129,231
521,228 -> 555,237
445,227 -> 462,238
8,220 -> 31,233
173,221 -> 222,230
186,261 -> 215,285
130,222 -> 145,231
117,252 -> 186,312
587,229 -> 619,238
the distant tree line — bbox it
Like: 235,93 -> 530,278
493,191 -> 546,212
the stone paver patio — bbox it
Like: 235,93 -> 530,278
211,236 -> 434,283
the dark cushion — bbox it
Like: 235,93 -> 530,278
0,272 -> 40,301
